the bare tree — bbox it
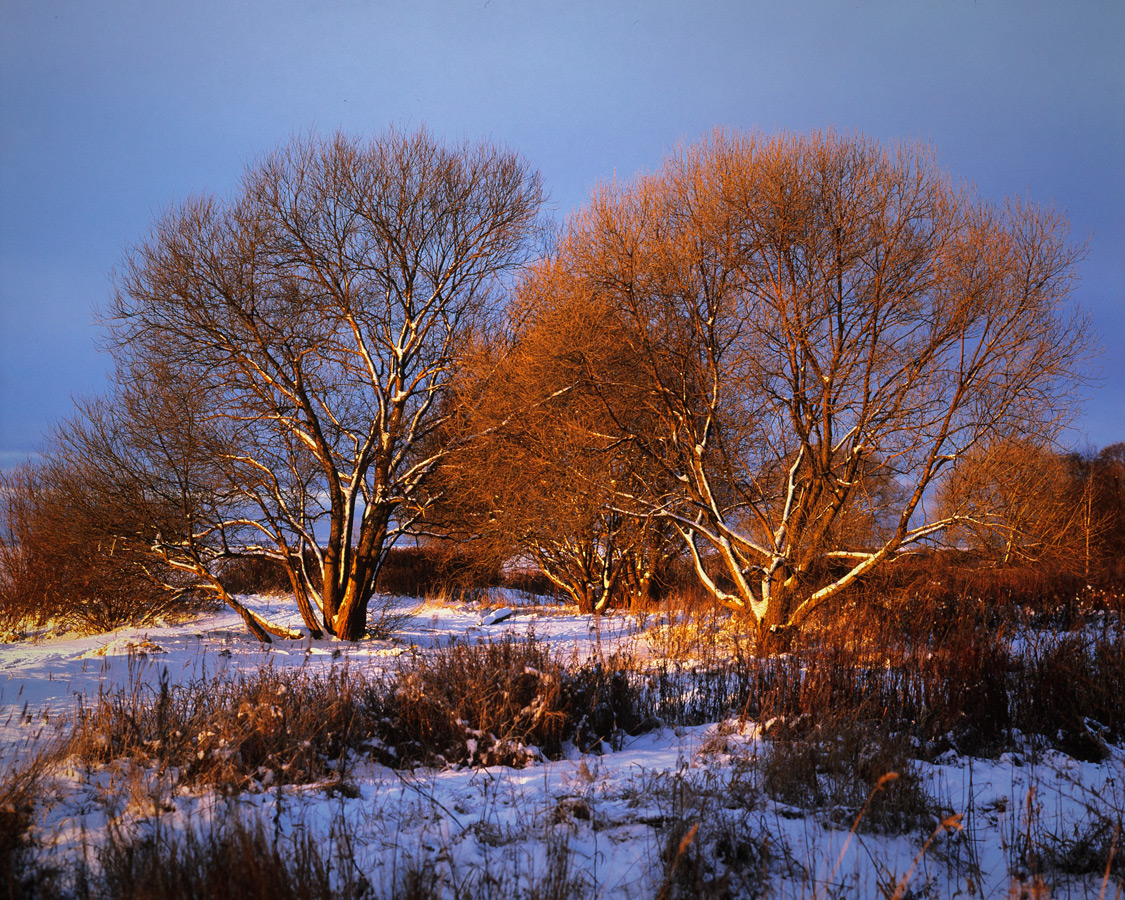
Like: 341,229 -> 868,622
937,439 -> 1090,570
1064,443 -> 1125,580
101,129 -> 545,641
527,130 -> 1090,646
54,374 -> 295,641
429,290 -> 677,613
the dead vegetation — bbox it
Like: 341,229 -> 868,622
3,586 -> 1122,898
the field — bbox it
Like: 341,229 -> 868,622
2,589 -> 1123,899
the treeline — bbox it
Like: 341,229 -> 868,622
0,127 -> 1116,642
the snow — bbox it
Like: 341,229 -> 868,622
2,593 -> 1122,897
479,606 -> 515,626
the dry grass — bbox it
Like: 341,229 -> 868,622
30,814 -> 367,900
637,588 -> 751,666
759,717 -> 948,835
0,744 -> 67,900
16,579 -> 1123,898
64,635 -> 589,785
639,763 -> 773,900
68,665 -> 377,793
375,634 -> 570,767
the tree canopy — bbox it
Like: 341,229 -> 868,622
15,127 -> 1096,645
516,130 -> 1090,643
83,129 -> 545,640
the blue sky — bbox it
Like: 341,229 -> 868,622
1,0 -> 1122,465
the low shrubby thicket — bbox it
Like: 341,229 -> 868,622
374,546 -> 504,603
0,461 -> 210,638
654,597 -> 1123,759
5,556 -> 1124,898
90,815 -> 367,900
759,717 -> 946,835
54,588 -> 1125,790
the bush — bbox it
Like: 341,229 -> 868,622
375,546 -> 501,601
1012,623 -> 1125,757
641,763 -> 771,900
0,461 -> 204,635
833,552 -> 1103,644
216,557 -> 293,597
374,634 -> 569,766
63,605 -> 1125,791
561,654 -> 655,752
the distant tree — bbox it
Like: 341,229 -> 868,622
524,130 -> 1090,648
1092,443 -> 1125,566
87,129 -> 545,641
940,440 -> 1125,582
937,439 -> 1089,570
429,287 -> 677,613
1069,442 -> 1125,580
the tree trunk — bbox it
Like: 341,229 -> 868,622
756,619 -> 796,656
222,589 -> 303,641
333,581 -> 370,641
288,566 -> 323,639
756,571 -> 798,656
321,554 -> 341,635
330,553 -> 379,641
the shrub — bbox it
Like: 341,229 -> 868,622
1012,623 -> 1125,757
499,566 -> 558,600
375,545 -> 501,601
0,461 -> 204,635
562,653 -> 654,752
642,764 -> 772,900
68,636 -> 577,780
216,557 -> 293,596
374,634 -> 568,766
760,718 -> 947,835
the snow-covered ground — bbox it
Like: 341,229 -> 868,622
2,593 -> 1122,898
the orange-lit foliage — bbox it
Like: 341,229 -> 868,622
428,288 -> 678,614
520,130 -> 1090,645
0,458 -> 199,633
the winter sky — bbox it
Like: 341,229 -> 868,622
1,0 -> 1122,467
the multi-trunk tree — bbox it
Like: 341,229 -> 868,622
86,129 -> 545,641
522,130 -> 1090,646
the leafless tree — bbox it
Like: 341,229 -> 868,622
1063,443 -> 1125,580
937,439 -> 1091,570
527,130 -> 1090,646
1089,443 -> 1125,579
428,290 -> 677,613
99,129 -> 545,641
